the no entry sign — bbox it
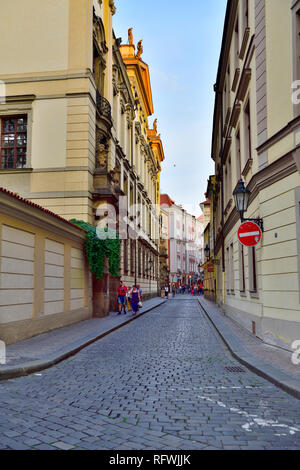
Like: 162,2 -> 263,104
237,221 -> 262,247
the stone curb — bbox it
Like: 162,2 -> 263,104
198,298 -> 300,400
0,299 -> 166,382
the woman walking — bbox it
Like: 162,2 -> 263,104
129,285 -> 141,315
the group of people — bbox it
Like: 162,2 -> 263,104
117,281 -> 142,316
164,283 -> 204,298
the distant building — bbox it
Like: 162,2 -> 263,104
160,194 -> 203,287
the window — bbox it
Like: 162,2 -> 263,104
138,244 -> 141,276
234,18 -> 239,70
124,239 -> 128,273
248,246 -> 257,293
239,244 -> 246,292
236,129 -> 241,180
243,0 -> 249,30
292,4 -> 300,117
295,188 -> 300,302
1,116 -> 27,169
224,166 -> 228,204
244,100 -> 251,163
227,158 -> 232,204
123,174 -> 128,196
296,8 -> 300,83
230,243 -> 234,292
226,246 -> 230,293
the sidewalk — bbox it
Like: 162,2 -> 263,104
198,297 -> 300,399
0,297 -> 166,381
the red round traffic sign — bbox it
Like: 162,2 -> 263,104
237,221 -> 262,247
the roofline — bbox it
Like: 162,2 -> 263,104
211,0 -> 238,160
0,187 -> 86,232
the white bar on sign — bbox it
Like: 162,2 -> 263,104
239,231 -> 260,237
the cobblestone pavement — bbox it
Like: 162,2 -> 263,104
0,298 -> 299,450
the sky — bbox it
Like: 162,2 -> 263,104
113,0 -> 227,217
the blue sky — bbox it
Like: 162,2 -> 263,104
113,0 -> 227,216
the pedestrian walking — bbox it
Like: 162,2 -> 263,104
172,284 -> 176,298
199,283 -> 204,296
117,280 -> 128,314
129,285 -> 141,315
164,284 -> 169,299
136,284 -> 143,310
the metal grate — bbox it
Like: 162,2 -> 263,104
225,366 -> 246,373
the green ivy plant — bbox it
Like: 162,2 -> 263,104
70,219 -> 120,279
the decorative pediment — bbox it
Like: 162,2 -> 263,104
93,15 -> 108,55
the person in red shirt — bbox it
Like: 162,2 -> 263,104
117,280 -> 128,314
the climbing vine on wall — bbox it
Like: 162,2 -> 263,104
70,219 -> 120,279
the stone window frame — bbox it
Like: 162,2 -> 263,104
230,241 -> 235,293
248,245 -> 258,296
0,102 -> 33,171
238,242 -> 246,294
226,240 -> 234,294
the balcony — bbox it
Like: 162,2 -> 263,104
96,90 -> 112,128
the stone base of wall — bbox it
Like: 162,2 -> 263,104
142,292 -> 159,302
224,303 -> 262,337
261,317 -> 300,352
224,303 -> 298,352
1,307 -> 92,345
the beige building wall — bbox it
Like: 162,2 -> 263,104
0,189 -> 92,345
212,0 -> 300,351
0,0 -> 95,223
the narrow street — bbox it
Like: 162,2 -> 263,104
0,298 -> 299,450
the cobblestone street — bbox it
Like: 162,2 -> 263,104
0,298 -> 299,450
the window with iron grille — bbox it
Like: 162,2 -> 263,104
1,116 -> 27,169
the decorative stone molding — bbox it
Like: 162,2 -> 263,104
222,136 -> 232,164
241,157 -> 253,177
109,0 -> 116,15
239,27 -> 251,61
236,68 -> 251,101
224,197 -> 233,216
231,68 -> 240,92
229,103 -> 241,129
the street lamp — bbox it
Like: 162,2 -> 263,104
233,179 -> 264,231
204,244 -> 210,259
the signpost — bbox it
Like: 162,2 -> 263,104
237,221 -> 262,247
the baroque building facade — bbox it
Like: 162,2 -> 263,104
211,0 -> 300,350
0,0 -> 164,315
160,194 -> 203,288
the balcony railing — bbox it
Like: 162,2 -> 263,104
96,90 -> 112,122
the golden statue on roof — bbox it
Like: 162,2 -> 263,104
128,27 -> 133,45
136,39 -> 143,59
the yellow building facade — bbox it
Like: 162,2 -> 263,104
211,0 -> 300,350
0,0 -> 164,300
